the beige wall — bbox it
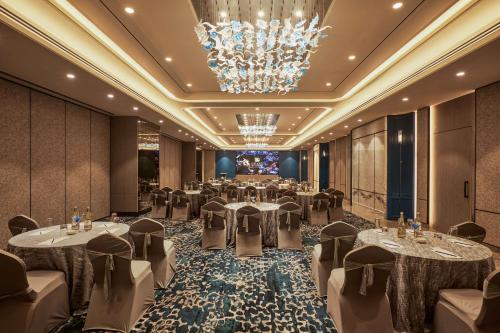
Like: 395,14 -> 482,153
160,135 -> 182,189
307,148 -> 313,183
0,78 -> 110,248
328,135 -> 351,199
203,150 -> 215,181
181,142 -> 197,185
352,117 -> 387,214
475,81 -> 500,247
416,107 -> 429,223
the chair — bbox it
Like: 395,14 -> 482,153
235,206 -> 262,257
326,188 -> 336,194
220,182 -> 229,200
311,222 -> 358,296
200,202 -> 227,250
329,190 -> 345,222
199,188 -> 216,208
282,190 -> 298,200
202,182 -> 212,189
190,181 -> 199,190
434,269 -> 500,333
170,190 -> 191,221
243,186 -> 257,200
129,218 -> 176,289
8,215 -> 40,236
277,202 -> 303,250
277,188 -> 288,198
276,196 -> 295,205
161,186 -> 173,194
265,185 -> 279,203
208,196 -> 228,205
150,189 -> 168,219
84,234 -> 154,332
309,192 -> 330,225
226,185 -> 239,203
0,250 -> 70,333
327,245 -> 396,333
448,222 -> 487,243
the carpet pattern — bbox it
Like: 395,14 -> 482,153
56,212 -> 374,333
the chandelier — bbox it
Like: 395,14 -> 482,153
192,0 -> 331,94
236,113 -> 279,136
245,143 -> 269,148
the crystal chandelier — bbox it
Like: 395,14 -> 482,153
192,0 -> 331,94
236,113 -> 279,136
245,143 -> 269,148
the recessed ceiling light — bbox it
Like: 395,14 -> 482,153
298,116 -> 302,119
305,108 -> 310,111
159,120 -> 164,124
107,93 -> 114,99
185,133 -> 188,136
292,123 -> 296,126
257,10 -> 265,18
203,142 -> 207,145
124,7 -> 135,14
206,107 -> 210,111
66,73 -> 75,79
133,106 -> 139,111
344,125 -> 349,128
402,97 -> 409,102
326,82 -> 332,87
178,129 -> 182,132
255,107 -> 260,111
321,136 -> 324,139
214,116 -> 218,119
295,10 -> 303,18
195,138 -> 199,141
191,136 -> 194,138
456,71 -> 465,77
288,128 -> 291,131
218,123 -> 222,126
165,57 -> 172,62
348,55 -> 356,60
329,132 -> 333,135
186,83 -> 192,87
220,11 -> 227,18
357,119 -> 362,122
392,2 -> 403,10
137,120 -> 141,124
314,139 -> 317,142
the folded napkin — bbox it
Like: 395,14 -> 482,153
28,229 -> 53,236
95,223 -> 110,229
380,239 -> 402,248
432,247 -> 462,259
98,227 -> 120,235
38,236 -> 71,246
447,238 -> 475,247
374,229 -> 384,234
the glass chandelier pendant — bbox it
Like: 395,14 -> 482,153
195,15 -> 330,94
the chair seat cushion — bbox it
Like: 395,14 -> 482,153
131,260 -> 152,281
438,289 -> 482,321
27,270 -> 66,299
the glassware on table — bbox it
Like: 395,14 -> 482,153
375,218 -> 381,229
83,206 -> 93,231
397,212 -> 406,238
71,206 -> 80,232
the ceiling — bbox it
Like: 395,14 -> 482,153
0,0 -> 499,150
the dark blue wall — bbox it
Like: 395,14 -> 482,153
279,151 -> 300,179
387,113 -> 415,219
319,143 -> 330,190
215,150 -> 236,179
300,150 -> 308,182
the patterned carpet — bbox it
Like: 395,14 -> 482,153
56,212 -> 374,333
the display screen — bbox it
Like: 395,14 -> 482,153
236,151 -> 279,175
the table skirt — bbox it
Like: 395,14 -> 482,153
225,209 -> 278,246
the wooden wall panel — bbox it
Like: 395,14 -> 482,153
351,138 -> 359,205
160,135 -> 182,189
329,141 -> 335,188
30,91 -> 66,226
66,103 -> 90,221
181,142 -> 196,184
203,150 -> 216,180
358,135 -> 374,192
307,148 -> 313,183
91,112 -> 110,219
0,79 -> 30,248
416,107 -> 429,223
346,134 -> 351,200
475,81 -> 500,246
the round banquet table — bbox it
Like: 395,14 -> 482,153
278,183 -> 290,190
357,228 -> 495,333
170,190 -> 201,218
296,191 -> 317,219
7,222 -> 129,311
236,186 -> 266,201
224,202 -> 280,246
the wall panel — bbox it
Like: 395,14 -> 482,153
160,135 -> 182,189
416,107 -> 429,222
66,103 -> 90,221
30,91 -> 66,226
91,112 -> 110,219
203,150 -> 216,180
0,79 -> 30,248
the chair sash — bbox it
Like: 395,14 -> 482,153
313,199 -> 329,211
227,189 -> 238,198
152,194 -> 166,207
200,209 -> 226,229
320,234 -> 357,268
0,286 -> 37,301
237,212 -> 261,233
344,260 -> 394,296
483,279 -> 500,299
129,230 -> 164,260
172,194 -> 187,207
87,249 -> 131,301
278,209 -> 301,231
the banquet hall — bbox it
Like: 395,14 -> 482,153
0,0 -> 499,332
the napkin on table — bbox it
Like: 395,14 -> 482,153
37,236 -> 71,246
380,239 -> 402,249
432,247 -> 462,258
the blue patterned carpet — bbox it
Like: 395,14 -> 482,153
57,213 -> 373,333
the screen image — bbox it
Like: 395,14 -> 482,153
236,151 -> 279,175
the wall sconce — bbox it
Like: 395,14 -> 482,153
302,155 -> 307,160
322,150 -> 327,157
398,130 -> 403,144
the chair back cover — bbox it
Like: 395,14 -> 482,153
0,250 -> 36,301
319,222 -> 358,267
208,196 -> 227,205
236,205 -> 261,234
190,181 -> 199,190
8,215 -> 40,236
199,189 -> 216,207
276,196 -> 295,205
475,269 -> 500,327
341,245 -> 395,297
312,192 -> 330,212
449,221 -> 486,243
150,189 -> 167,207
331,190 -> 344,208
201,202 -> 226,230
278,202 -> 302,231
160,186 -> 173,194
220,182 -> 229,193
326,188 -> 335,194
86,234 -> 133,301
244,186 -> 257,197
129,218 -> 165,260
226,185 -> 239,199
202,182 -> 212,189
171,190 -> 188,208
265,185 -> 279,200
283,190 -> 298,198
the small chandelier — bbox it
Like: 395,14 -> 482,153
246,143 -> 269,148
